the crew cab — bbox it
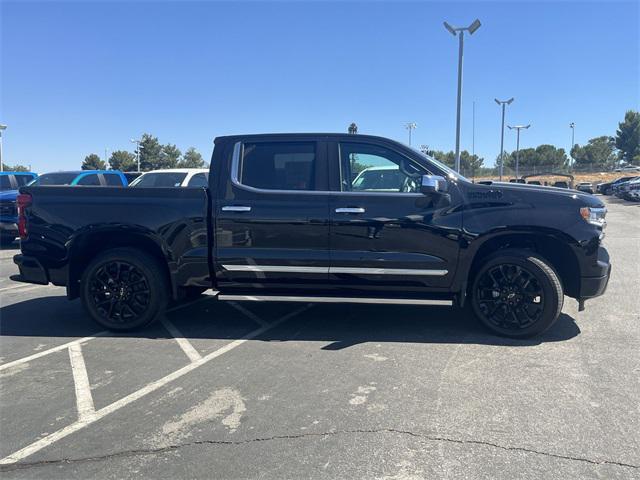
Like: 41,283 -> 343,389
12,134 -> 611,338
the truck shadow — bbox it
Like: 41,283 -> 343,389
0,295 -> 580,347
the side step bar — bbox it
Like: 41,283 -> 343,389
217,294 -> 452,306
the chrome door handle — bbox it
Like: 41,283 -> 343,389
335,207 -> 365,214
222,206 -> 252,212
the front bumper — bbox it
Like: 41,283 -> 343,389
579,246 -> 611,299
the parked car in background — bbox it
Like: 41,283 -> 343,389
576,182 -> 594,194
598,176 -> 637,195
625,178 -> 640,201
614,165 -> 640,173
123,172 -> 143,184
527,180 -> 541,185
614,177 -> 640,199
552,181 -> 569,189
1,172 -> 38,191
1,172 -> 38,244
29,170 -> 128,186
128,169 -> 208,187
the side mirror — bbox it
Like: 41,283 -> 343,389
420,175 -> 448,195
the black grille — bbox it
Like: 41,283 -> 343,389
0,201 -> 17,217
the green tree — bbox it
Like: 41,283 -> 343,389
108,150 -> 137,171
178,147 -> 207,168
505,145 -> 568,172
571,136 -> 617,171
81,153 -> 106,170
159,143 -> 181,169
138,133 -> 164,171
1,163 -> 30,172
615,110 -> 640,165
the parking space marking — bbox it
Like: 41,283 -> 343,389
0,283 -> 48,294
0,333 -> 107,372
160,317 -> 203,363
68,344 -> 96,422
228,301 -> 269,327
0,304 -> 313,465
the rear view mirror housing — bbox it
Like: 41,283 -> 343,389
420,175 -> 448,195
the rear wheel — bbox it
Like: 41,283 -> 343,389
81,248 -> 169,331
470,250 -> 563,338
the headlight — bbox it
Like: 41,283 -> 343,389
580,207 -> 606,227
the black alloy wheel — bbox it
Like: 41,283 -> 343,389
88,261 -> 151,324
81,248 -> 168,331
471,250 -> 563,338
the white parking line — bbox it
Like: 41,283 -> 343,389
68,344 -> 96,422
0,304 -> 312,465
0,283 -> 48,294
0,333 -> 107,372
160,317 -> 202,363
228,301 -> 268,327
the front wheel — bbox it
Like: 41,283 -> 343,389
81,248 -> 169,331
470,250 -> 563,338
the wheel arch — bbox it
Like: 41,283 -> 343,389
67,228 -> 175,300
464,230 -> 581,299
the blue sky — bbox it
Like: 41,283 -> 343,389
1,0 -> 638,171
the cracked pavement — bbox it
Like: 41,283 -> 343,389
1,196 -> 639,479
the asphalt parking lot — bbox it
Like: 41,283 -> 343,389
0,196 -> 638,479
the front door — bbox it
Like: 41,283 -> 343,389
215,138 -> 331,292
329,140 -> 461,294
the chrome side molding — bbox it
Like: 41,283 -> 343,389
218,294 -> 452,306
221,264 -> 448,276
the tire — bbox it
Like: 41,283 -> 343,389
470,249 -> 563,338
80,248 -> 169,331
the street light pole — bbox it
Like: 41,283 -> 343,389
444,19 -> 481,172
130,138 -> 141,172
405,122 -> 417,146
508,124 -> 531,179
0,124 -> 7,172
569,122 -> 575,171
495,98 -> 514,181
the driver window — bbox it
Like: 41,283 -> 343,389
339,143 -> 422,193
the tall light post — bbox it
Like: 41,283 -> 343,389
405,122 -> 417,146
0,124 -> 7,172
508,124 -> 531,179
569,122 -> 575,171
495,98 -> 514,181
130,138 -> 141,172
443,18 -> 481,172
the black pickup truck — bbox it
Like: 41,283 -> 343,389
12,133 -> 611,337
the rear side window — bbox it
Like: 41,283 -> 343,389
77,174 -> 101,186
15,174 -> 35,187
104,174 -> 123,186
0,176 -> 12,190
187,173 -> 208,187
239,142 -> 316,191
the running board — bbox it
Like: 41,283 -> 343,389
217,294 -> 452,306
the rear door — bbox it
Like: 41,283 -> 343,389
328,139 -> 461,293
215,137 -> 331,292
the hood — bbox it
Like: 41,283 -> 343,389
0,189 -> 19,202
468,181 -> 604,208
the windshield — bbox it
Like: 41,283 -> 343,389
129,172 -> 188,187
29,173 -> 79,186
410,147 -> 469,182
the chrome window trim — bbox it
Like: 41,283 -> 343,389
230,141 -> 427,197
222,264 -> 448,276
